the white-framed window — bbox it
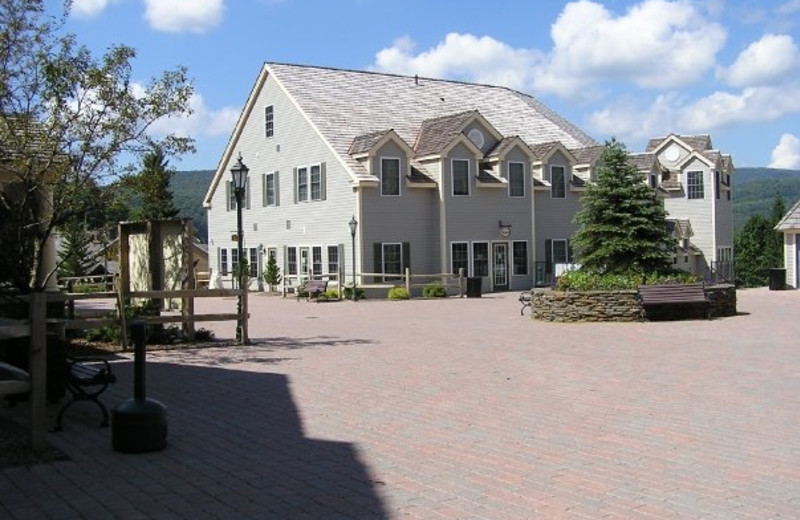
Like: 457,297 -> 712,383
451,242 -> 469,276
648,172 -> 658,189
382,243 -> 403,280
287,246 -> 298,275
295,163 -> 325,202
220,248 -> 228,276
717,246 -> 733,262
452,159 -> 470,196
327,245 -> 339,276
265,105 -> 274,137
249,248 -> 258,277
472,242 -> 489,277
310,165 -> 322,200
687,170 -> 704,199
263,172 -> 279,206
381,157 -> 401,196
550,166 -> 566,199
508,162 -> 525,197
512,241 -> 528,276
552,239 -> 568,264
231,248 -> 239,276
312,246 -> 323,277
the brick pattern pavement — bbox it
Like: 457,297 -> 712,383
2,288 -> 800,518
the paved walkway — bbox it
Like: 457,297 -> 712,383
2,288 -> 800,518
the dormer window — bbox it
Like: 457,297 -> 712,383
381,157 -> 400,196
452,159 -> 470,196
687,171 -> 704,199
550,165 -> 566,199
265,105 -> 274,137
508,162 -> 524,197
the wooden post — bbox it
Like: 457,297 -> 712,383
405,267 -> 411,294
182,220 -> 195,341
28,293 -> 46,452
116,277 -> 128,352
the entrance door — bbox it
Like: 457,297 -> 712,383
299,247 -> 310,283
493,243 -> 509,291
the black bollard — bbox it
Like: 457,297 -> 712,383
111,320 -> 168,453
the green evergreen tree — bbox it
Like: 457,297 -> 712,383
59,222 -> 94,278
263,254 -> 282,291
130,148 -> 179,221
734,192 -> 787,287
572,139 -> 674,274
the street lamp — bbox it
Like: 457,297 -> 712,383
231,153 -> 249,344
348,215 -> 358,302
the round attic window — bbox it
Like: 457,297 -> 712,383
664,144 -> 680,162
467,128 -> 485,149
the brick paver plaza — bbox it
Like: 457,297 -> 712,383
2,288 -> 800,518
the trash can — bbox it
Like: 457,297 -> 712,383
769,268 -> 786,291
466,277 -> 482,298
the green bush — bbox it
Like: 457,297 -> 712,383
422,283 -> 448,298
388,287 -> 410,300
71,283 -> 108,294
342,286 -> 366,300
323,288 -> 340,300
556,269 -> 700,292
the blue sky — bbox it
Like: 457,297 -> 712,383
62,0 -> 800,171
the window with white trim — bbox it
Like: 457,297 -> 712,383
452,159 -> 470,196
472,242 -> 489,277
297,167 -> 308,202
263,172 -> 278,206
310,165 -> 322,200
295,164 -> 325,202
451,242 -> 469,276
249,248 -> 258,277
287,247 -> 298,276
312,246 -> 322,277
220,248 -> 228,276
550,166 -> 566,199
508,162 -> 524,197
381,157 -> 400,196
512,241 -> 528,276
552,239 -> 568,264
231,248 -> 239,276
687,171 -> 704,199
327,245 -> 339,276
265,105 -> 274,137
383,243 -> 403,280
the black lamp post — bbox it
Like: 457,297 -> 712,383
348,215 -> 358,302
231,153 -> 249,344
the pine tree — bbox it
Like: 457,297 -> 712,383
735,192 -> 787,287
130,147 -> 180,221
572,139 -> 674,274
59,222 -> 94,278
263,254 -> 282,291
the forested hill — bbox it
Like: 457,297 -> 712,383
170,167 -> 800,241
733,167 -> 800,230
170,170 -> 214,242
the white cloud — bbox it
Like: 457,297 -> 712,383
71,0 -> 120,18
770,134 -> 800,169
143,0 -> 224,34
372,33 -> 543,92
371,0 -> 726,101
777,0 -> 800,15
536,0 -> 726,97
719,34 -> 799,88
149,92 -> 239,139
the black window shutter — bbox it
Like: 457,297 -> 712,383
544,239 -> 552,274
373,243 -> 382,284
402,242 -> 410,273
320,162 -> 327,201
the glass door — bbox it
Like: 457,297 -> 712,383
493,243 -> 509,291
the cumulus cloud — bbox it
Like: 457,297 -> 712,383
149,92 -> 239,139
770,134 -> 800,169
719,34 -> 800,88
143,0 -> 224,33
372,33 -> 543,92
71,0 -> 120,18
371,0 -> 726,100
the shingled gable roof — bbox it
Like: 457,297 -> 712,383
570,145 -> 604,166
627,152 -> 658,171
530,141 -> 575,163
485,136 -> 535,160
205,62 -> 597,206
646,134 -> 713,153
775,198 -> 800,231
414,111 -> 479,157
348,129 -> 413,157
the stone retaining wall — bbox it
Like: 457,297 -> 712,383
531,284 -> 737,322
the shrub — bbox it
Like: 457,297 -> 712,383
324,288 -> 340,300
556,269 -> 701,292
342,286 -> 366,300
422,283 -> 448,298
388,287 -> 410,300
195,328 -> 215,341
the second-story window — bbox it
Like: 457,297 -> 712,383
381,158 -> 400,196
508,162 -> 524,197
550,166 -> 566,199
297,167 -> 308,201
310,165 -> 322,200
263,172 -> 279,206
452,159 -> 470,196
687,171 -> 704,199
265,105 -> 274,137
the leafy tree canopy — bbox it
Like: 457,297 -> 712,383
734,193 -> 785,287
0,0 -> 194,291
572,138 -> 674,274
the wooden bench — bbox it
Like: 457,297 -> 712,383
297,280 -> 329,302
518,291 -> 532,316
55,356 -> 117,431
638,283 -> 709,319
